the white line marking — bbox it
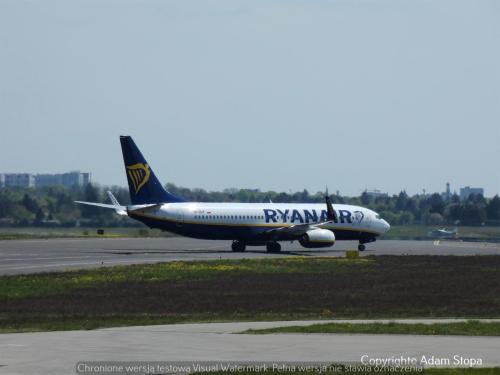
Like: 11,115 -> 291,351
1,255 -> 118,262
0,258 -> 179,271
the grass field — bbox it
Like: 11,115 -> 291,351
1,256 -> 500,332
245,320 -> 500,336
0,225 -> 499,241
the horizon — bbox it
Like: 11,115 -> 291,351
1,170 -> 495,198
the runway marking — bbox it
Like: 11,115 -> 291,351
1,255 -> 119,262
1,239 -> 499,275
0,258 -> 185,271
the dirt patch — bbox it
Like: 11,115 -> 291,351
2,256 -> 499,321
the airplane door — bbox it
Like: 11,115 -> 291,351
353,210 -> 370,228
172,208 -> 184,227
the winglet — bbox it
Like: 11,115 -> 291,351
107,191 -> 121,206
107,191 -> 127,215
325,187 -> 337,222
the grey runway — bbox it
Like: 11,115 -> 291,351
0,237 -> 499,275
1,320 -> 499,375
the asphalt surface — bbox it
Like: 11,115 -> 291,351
0,237 -> 499,275
1,319 -> 499,375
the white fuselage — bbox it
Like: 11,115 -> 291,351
128,202 -> 390,242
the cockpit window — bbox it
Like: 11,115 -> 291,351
375,214 -> 381,220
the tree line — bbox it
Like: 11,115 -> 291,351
0,183 -> 498,227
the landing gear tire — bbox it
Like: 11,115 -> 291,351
231,241 -> 246,252
266,242 -> 281,253
358,244 -> 366,251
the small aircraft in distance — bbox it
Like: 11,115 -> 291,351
76,136 -> 390,252
428,227 -> 458,239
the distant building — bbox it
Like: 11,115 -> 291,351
0,171 -> 91,189
441,182 -> 452,201
2,173 -> 35,188
460,186 -> 484,200
364,189 -> 388,199
36,171 -> 91,188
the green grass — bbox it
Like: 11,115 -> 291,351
244,320 -> 500,336
0,257 -> 370,299
0,226 -> 175,240
1,256 -> 499,332
385,226 -> 500,240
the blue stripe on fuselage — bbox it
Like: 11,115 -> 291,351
129,211 -> 378,242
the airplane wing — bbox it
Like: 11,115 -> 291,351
265,223 -> 313,236
264,221 -> 336,239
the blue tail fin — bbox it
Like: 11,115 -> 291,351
120,136 -> 185,204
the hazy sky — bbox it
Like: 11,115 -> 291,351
0,0 -> 499,196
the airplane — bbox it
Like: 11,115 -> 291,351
76,136 -> 390,252
428,227 -> 458,239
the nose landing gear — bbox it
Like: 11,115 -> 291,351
358,237 -> 376,251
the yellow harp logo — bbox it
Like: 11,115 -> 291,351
126,163 -> 151,194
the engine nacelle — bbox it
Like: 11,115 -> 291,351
298,228 -> 335,248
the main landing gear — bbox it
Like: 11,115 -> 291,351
266,242 -> 281,253
231,241 -> 281,253
231,240 -> 246,252
358,237 -> 376,251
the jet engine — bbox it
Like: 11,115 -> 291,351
298,228 -> 335,248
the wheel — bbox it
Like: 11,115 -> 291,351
231,241 -> 246,252
266,242 -> 281,253
358,244 -> 366,251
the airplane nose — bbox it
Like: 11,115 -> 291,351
382,219 -> 390,232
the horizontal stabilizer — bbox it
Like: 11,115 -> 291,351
75,201 -> 128,216
75,201 -> 161,215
